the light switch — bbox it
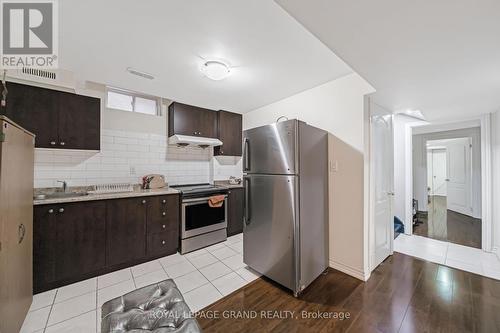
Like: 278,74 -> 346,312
330,160 -> 338,172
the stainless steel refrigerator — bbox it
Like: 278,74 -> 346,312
242,119 -> 328,296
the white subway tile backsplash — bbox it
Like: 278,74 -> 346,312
34,130 -> 218,188
114,137 -> 139,145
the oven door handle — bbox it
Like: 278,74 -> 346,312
244,176 -> 251,225
182,195 -> 228,204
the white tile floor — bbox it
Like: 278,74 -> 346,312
21,233 -> 261,333
394,234 -> 500,280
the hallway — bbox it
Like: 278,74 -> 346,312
413,196 -> 482,249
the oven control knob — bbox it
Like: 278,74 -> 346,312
162,212 -> 166,216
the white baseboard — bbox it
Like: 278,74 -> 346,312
329,260 -> 369,281
493,247 -> 500,261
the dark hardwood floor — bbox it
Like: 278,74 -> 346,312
414,196 -> 481,248
198,253 -> 500,332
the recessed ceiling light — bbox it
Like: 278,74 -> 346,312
200,60 -> 231,81
126,67 -> 154,80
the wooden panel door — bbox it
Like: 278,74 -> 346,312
168,102 -> 217,138
58,92 -> 100,150
227,188 -> 244,236
54,201 -> 106,281
0,118 -> 35,333
106,198 -> 147,267
33,205 -> 58,293
214,111 -> 242,156
1,82 -> 59,148
197,107 -> 218,138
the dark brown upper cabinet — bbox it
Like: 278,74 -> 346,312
214,110 -> 242,156
168,102 -> 217,138
0,81 -> 100,150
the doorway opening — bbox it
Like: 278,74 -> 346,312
413,137 -> 481,249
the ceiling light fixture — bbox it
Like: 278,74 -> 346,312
126,67 -> 155,80
200,60 -> 231,81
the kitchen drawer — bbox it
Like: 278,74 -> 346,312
147,231 -> 178,257
147,195 -> 179,234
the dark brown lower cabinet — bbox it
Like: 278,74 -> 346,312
227,188 -> 244,236
33,194 -> 180,293
34,201 -> 106,292
106,197 -> 147,267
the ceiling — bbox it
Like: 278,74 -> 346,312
276,0 -> 500,121
59,0 -> 352,113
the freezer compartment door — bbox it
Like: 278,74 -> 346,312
243,120 -> 297,174
243,174 -> 296,291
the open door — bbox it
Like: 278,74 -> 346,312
446,137 -> 472,216
371,114 -> 394,269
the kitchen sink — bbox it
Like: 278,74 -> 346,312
35,192 -> 89,200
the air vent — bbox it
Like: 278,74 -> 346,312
6,68 -> 76,90
21,67 -> 57,80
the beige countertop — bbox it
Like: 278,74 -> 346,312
33,187 -> 179,205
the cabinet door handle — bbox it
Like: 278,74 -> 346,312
142,200 -> 146,204
162,212 -> 166,216
50,141 -> 56,146
48,209 -> 54,214
58,208 -> 64,213
60,142 -> 65,146
162,224 -> 166,229
162,240 -> 166,245
162,199 -> 166,204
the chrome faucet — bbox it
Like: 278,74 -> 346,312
57,180 -> 68,193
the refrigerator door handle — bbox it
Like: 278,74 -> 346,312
244,176 -> 251,225
243,138 -> 250,171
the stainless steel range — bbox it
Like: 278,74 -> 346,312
172,184 -> 229,254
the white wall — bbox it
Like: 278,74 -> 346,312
413,127 -> 481,218
243,73 -> 375,280
243,73 -> 374,152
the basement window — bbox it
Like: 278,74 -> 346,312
106,88 -> 160,116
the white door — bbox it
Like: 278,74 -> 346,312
371,115 -> 394,269
446,138 -> 472,215
429,149 -> 447,196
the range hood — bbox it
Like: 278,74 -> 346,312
168,134 -> 222,148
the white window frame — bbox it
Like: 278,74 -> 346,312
106,87 -> 161,116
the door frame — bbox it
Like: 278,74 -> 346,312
367,101 -> 395,273
406,114 -> 492,252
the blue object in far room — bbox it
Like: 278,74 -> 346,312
394,216 -> 404,238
